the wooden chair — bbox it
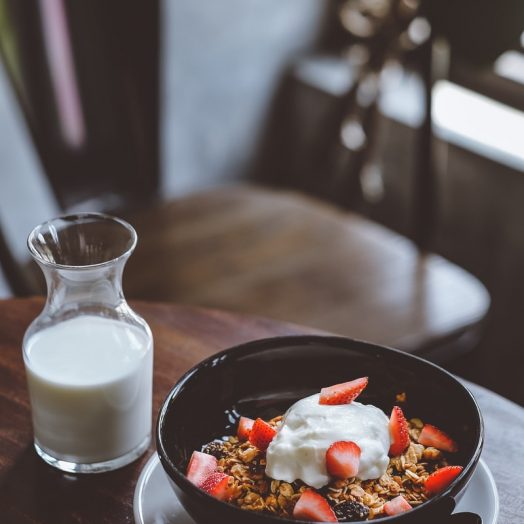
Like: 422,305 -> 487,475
123,185 -> 489,361
0,1 -> 489,362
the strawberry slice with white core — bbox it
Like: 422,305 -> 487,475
319,377 -> 368,405
326,441 -> 361,479
248,418 -> 277,451
237,416 -> 255,441
292,489 -> 337,522
418,424 -> 458,452
383,495 -> 412,515
388,406 -> 410,456
186,451 -> 217,486
425,465 -> 463,494
200,472 -> 232,501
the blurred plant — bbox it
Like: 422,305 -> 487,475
340,0 -> 392,38
332,0 -> 524,238
328,0 -> 428,206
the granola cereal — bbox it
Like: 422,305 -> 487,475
185,379 -> 463,521
201,417 -> 449,520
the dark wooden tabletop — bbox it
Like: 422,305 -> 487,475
0,298 -> 522,523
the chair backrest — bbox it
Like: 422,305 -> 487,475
0,265 -> 11,298
0,0 -> 160,295
0,0 -> 160,211
0,224 -> 29,296
0,54 -> 59,295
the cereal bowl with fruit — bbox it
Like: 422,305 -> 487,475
156,336 -> 483,523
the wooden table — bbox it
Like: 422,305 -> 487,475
0,298 -> 522,523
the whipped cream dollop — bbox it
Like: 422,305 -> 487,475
265,394 -> 391,489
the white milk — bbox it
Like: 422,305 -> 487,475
24,316 -> 153,464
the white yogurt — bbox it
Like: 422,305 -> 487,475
265,394 -> 390,488
24,316 -> 153,464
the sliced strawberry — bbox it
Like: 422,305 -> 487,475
425,466 -> 463,494
186,450 -> 217,486
200,471 -> 232,501
383,495 -> 412,515
319,377 -> 368,405
418,424 -> 458,452
248,418 -> 277,451
292,489 -> 337,522
326,441 -> 361,479
237,416 -> 255,441
388,406 -> 410,456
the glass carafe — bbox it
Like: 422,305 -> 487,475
23,213 -> 153,473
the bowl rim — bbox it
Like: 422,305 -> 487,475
156,334 -> 484,523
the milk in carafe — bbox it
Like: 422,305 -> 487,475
24,315 -> 153,464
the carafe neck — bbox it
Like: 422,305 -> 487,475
40,259 -> 127,316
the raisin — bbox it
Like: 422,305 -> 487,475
291,480 -> 304,492
248,459 -> 263,474
333,500 -> 370,521
201,441 -> 226,459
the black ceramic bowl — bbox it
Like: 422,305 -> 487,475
157,336 -> 483,523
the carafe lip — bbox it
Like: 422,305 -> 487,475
27,212 -> 138,270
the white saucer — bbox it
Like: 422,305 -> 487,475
133,454 -> 499,523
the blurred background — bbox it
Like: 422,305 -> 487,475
0,0 -> 523,404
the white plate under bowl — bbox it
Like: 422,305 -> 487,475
133,454 -> 499,524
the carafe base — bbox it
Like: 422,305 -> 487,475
34,434 -> 151,473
